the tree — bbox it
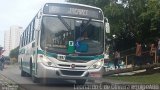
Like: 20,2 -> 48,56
9,46 -> 19,59
139,0 -> 160,41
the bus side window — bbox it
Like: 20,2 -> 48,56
28,25 -> 31,43
32,19 -> 35,40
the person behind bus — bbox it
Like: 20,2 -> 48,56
0,47 -> 5,71
135,41 -> 142,66
157,38 -> 160,63
149,41 -> 156,64
114,49 -> 120,69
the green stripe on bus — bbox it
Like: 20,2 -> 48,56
37,50 -> 104,60
37,50 -> 57,57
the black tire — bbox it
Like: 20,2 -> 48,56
21,60 -> 28,77
30,59 -> 32,76
30,59 -> 40,83
21,69 -> 28,77
88,79 -> 95,84
32,75 -> 40,83
76,79 -> 86,85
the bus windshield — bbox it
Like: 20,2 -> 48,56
41,16 -> 104,55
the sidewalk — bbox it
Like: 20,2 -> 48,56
100,67 -> 147,85
0,66 -> 25,90
0,72 -> 18,90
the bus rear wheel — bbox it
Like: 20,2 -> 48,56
76,79 -> 86,85
21,69 -> 28,77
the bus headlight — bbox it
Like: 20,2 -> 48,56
42,57 -> 56,67
89,60 -> 104,69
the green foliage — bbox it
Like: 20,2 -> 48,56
9,46 -> 19,59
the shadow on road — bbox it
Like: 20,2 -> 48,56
39,79 -> 75,87
19,80 -> 76,90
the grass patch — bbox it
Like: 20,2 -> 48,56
105,68 -> 160,84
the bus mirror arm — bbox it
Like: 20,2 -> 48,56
104,17 -> 108,23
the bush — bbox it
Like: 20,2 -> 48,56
10,58 -> 18,64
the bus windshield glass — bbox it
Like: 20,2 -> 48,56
41,16 -> 104,55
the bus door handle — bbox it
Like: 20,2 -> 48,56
32,42 -> 35,48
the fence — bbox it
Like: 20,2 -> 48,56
105,49 -> 158,68
123,50 -> 158,69
103,50 -> 160,75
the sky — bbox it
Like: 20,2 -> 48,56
0,0 -> 65,47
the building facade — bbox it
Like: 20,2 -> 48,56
3,26 -> 23,56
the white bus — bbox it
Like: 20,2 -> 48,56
18,2 -> 110,84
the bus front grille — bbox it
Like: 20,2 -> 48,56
58,64 -> 86,68
60,70 -> 84,76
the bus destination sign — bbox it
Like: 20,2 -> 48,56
43,3 -> 103,20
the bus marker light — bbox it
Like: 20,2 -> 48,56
39,55 -> 43,58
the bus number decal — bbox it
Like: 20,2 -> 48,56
57,54 -> 66,60
68,8 -> 88,16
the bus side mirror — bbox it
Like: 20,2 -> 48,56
104,17 -> 110,33
105,22 -> 110,33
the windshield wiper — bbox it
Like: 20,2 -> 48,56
58,15 -> 72,31
80,18 -> 92,32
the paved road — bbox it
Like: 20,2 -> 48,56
0,64 -> 139,90
0,64 -> 88,90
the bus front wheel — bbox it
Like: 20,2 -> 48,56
21,60 -> 28,77
32,75 -> 40,83
30,59 -> 40,83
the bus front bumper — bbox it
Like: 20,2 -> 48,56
36,63 -> 103,80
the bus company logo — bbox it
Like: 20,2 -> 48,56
71,64 -> 76,69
